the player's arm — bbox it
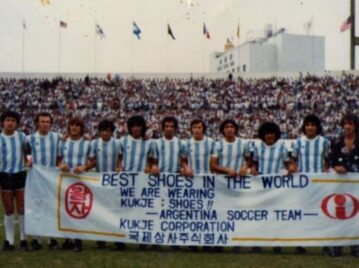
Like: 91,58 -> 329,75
116,154 -> 123,172
180,156 -> 193,177
210,156 -> 236,177
238,159 -> 250,176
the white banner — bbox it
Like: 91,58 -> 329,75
25,165 -> 359,246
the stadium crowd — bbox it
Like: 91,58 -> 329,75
0,73 -> 358,140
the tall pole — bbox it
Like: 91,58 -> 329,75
58,22 -> 61,74
94,22 -> 97,74
350,0 -> 359,69
22,19 -> 25,77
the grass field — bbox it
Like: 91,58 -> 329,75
0,207 -> 358,267
0,226 -> 358,268
0,242 -> 358,268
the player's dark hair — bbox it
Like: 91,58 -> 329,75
161,116 -> 178,131
258,122 -> 281,142
301,114 -> 323,135
0,111 -> 20,124
190,119 -> 206,135
127,115 -> 147,138
219,119 -> 238,135
35,112 -> 53,125
68,117 -> 85,136
98,119 -> 115,132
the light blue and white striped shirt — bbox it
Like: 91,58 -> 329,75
152,137 -> 186,173
214,138 -> 249,172
252,140 -> 289,174
89,138 -> 121,172
293,135 -> 330,173
60,138 -> 90,170
185,136 -> 216,175
119,136 -> 153,172
0,131 -> 27,173
27,131 -> 62,168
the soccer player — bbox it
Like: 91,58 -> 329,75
118,115 -> 154,173
88,119 -> 122,250
292,114 -> 330,255
182,119 -> 216,252
118,115 -> 155,250
183,119 -> 216,177
250,121 -> 293,254
27,112 -> 62,250
330,113 -> 359,257
152,116 -> 186,174
59,117 -> 92,252
211,119 -> 250,177
151,116 -> 186,251
0,111 -> 29,251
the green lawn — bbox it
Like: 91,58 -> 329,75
0,238 -> 358,268
0,210 -> 358,267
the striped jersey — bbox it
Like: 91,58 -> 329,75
251,140 -> 289,174
27,131 -> 62,167
293,135 -> 330,173
60,138 -> 91,170
185,136 -> 216,175
0,131 -> 27,173
214,138 -> 249,172
119,135 -> 153,172
89,138 -> 121,172
152,137 -> 186,173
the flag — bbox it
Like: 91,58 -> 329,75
167,24 -> 175,40
96,23 -> 105,38
41,0 -> 50,5
59,20 -> 67,28
236,23 -> 240,39
340,16 -> 352,32
133,22 -> 141,39
303,17 -> 313,34
203,23 -> 210,39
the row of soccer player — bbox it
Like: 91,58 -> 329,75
0,110 -> 358,254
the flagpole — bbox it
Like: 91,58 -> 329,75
131,23 -> 134,73
22,19 -> 25,77
166,22 -> 169,74
201,23 -> 204,74
94,22 -> 97,75
58,21 -> 61,74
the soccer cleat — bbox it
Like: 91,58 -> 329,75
189,246 -> 199,252
19,240 -> 29,251
31,239 -> 42,251
251,247 -> 262,253
62,239 -> 74,250
273,247 -> 283,254
96,241 -> 106,249
48,239 -> 59,250
113,242 -> 126,251
2,240 -> 14,251
295,246 -> 306,254
232,246 -> 241,253
139,244 -> 149,250
73,239 -> 82,252
171,245 -> 181,251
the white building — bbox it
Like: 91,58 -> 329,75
210,30 -> 325,75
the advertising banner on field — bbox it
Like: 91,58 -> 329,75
25,165 -> 359,246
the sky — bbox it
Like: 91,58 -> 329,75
0,0 -> 356,74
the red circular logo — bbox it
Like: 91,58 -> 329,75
321,193 -> 359,220
65,183 -> 93,219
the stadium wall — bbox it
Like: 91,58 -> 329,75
0,70 -> 358,80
